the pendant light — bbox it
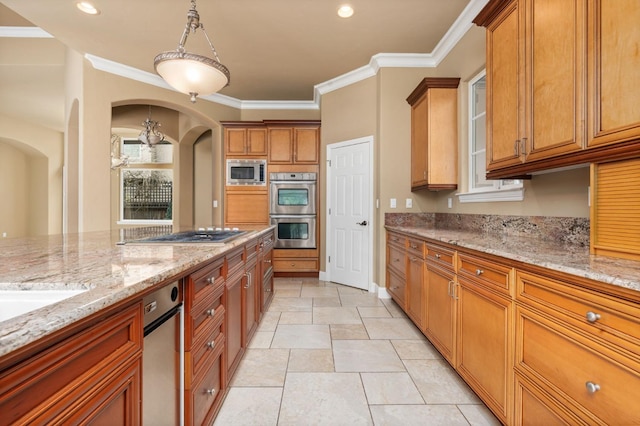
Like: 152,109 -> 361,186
138,106 -> 165,146
154,0 -> 230,103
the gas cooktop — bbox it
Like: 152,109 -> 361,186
121,229 -> 247,245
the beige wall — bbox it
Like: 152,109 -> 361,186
0,114 -> 63,237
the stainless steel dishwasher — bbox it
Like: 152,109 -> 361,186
142,281 -> 184,426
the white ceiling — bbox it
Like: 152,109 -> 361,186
0,0 -> 486,132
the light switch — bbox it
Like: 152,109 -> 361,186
213,200 -> 218,208
390,198 -> 397,208
447,198 -> 453,209
406,198 -> 412,208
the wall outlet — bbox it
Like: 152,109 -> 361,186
405,198 -> 412,208
213,200 -> 218,208
390,198 -> 397,208
2,232 -> 6,238
447,198 -> 453,209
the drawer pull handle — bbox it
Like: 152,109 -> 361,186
206,277 -> 215,284
435,253 -> 441,259
244,271 -> 252,289
264,259 -> 272,263
206,308 -> 215,317
207,341 -> 215,349
586,311 -> 601,323
410,244 -> 418,249
475,269 -> 483,276
585,381 -> 601,394
205,388 -> 216,396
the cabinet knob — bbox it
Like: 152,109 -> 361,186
475,269 -> 484,276
585,381 -> 601,394
207,341 -> 215,349
264,259 -> 272,263
585,311 -> 601,323
206,277 -> 215,284
206,308 -> 215,317
291,263 -> 295,267
410,243 -> 418,249
205,388 -> 216,396
435,253 -> 441,259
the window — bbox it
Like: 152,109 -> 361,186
118,138 -> 174,224
459,70 -> 523,203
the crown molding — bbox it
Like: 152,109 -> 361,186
0,26 -> 52,38
1,0 -> 489,110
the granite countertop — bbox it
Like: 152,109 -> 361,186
0,226 -> 274,358
386,225 -> 640,295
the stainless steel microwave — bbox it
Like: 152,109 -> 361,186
226,159 -> 267,185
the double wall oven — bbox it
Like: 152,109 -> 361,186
269,172 -> 317,249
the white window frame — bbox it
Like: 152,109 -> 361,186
117,138 -> 174,225
458,70 -> 524,203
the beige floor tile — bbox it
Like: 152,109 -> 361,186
361,372 -> 424,404
362,317 -> 424,339
391,339 -> 442,360
333,340 -> 405,372
274,288 -> 301,297
340,293 -> 385,307
380,298 -> 408,318
213,387 -> 282,426
457,404 -> 502,426
274,278 -> 303,287
279,311 -> 313,324
278,372 -> 373,425
248,331 -> 274,348
357,306 -> 392,318
369,405 -> 470,426
313,306 -> 362,324
257,311 -> 281,332
300,286 -> 340,298
230,348 -> 290,387
287,349 -> 334,372
330,324 -> 370,340
404,359 -> 481,404
271,324 -> 332,349
337,286 -> 367,295
313,297 -> 342,307
268,296 -> 313,312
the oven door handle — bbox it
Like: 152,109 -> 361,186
270,214 -> 317,219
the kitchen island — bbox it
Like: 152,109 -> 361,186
0,225 -> 275,425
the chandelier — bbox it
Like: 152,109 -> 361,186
154,0 -> 230,103
138,106 -> 165,146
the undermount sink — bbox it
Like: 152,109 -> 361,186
0,289 -> 87,322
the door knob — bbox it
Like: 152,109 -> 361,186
356,220 -> 368,226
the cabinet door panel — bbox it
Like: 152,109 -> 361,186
486,1 -> 523,170
425,264 -> 455,364
247,128 -> 267,156
411,95 -> 429,187
226,271 -> 244,380
525,0 -> 585,160
268,128 -> 294,163
294,128 -> 319,163
407,257 -> 425,329
226,128 -> 248,156
588,0 -> 640,147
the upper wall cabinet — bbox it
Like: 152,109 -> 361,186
222,122 -> 268,157
267,121 -> 320,165
407,78 -> 460,191
474,0 -> 640,179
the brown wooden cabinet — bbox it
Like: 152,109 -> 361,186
406,78 -> 460,191
456,252 -> 514,425
475,0 -> 640,179
224,188 -> 269,228
225,246 -> 245,381
385,231 -> 407,309
267,121 -> 320,165
223,122 -> 268,157
184,257 -> 226,426
0,302 -> 143,425
424,249 -> 456,366
406,237 -> 426,328
243,239 -> 260,347
259,230 -> 275,315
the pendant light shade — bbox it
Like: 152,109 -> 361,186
154,0 -> 230,103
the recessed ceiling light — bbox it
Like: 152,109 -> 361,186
337,5 -> 354,18
76,2 -> 100,15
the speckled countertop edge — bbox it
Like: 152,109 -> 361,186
385,225 -> 640,294
0,227 -> 274,358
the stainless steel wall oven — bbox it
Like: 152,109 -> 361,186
269,172 -> 317,249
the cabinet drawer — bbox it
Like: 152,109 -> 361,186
387,268 -> 406,309
246,238 -> 259,263
387,232 -> 406,247
516,306 -> 640,425
189,283 -> 224,346
426,243 -> 455,270
273,258 -> 318,272
458,253 -> 513,296
190,342 -> 225,426
188,258 -> 224,306
407,237 -> 425,259
192,324 -> 225,381
387,243 -> 406,277
226,246 -> 245,277
516,270 -> 640,354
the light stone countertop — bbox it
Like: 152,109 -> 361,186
0,226 -> 274,358
386,225 -> 640,295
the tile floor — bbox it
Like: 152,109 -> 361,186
214,278 -> 501,426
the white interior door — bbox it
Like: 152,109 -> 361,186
328,138 -> 372,290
